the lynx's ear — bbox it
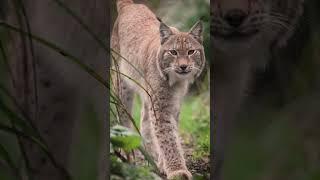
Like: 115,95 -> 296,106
196,48 -> 206,79
156,49 -> 168,81
189,20 -> 203,44
160,22 -> 173,44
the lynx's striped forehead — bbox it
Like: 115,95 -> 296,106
173,35 -> 193,50
168,33 -> 202,51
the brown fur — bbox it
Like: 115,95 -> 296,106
111,0 -> 205,179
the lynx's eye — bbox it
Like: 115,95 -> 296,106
169,50 -> 178,55
188,50 -> 195,55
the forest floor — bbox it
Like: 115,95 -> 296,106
133,139 -> 210,180
183,140 -> 210,179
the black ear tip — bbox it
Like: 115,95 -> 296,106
190,20 -> 203,32
191,20 -> 203,29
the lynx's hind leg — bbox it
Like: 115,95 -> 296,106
111,18 -> 135,128
113,76 -> 135,128
140,100 -> 165,172
140,101 -> 153,152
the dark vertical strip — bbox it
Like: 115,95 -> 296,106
106,0 -> 111,179
210,60 -> 216,178
211,1 -> 224,179
210,1 -> 217,179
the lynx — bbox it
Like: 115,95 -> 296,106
111,0 -> 205,179
212,0 -> 305,179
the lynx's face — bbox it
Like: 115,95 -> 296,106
157,21 -> 206,84
212,0 -> 304,53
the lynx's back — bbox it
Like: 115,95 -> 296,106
113,1 -> 161,73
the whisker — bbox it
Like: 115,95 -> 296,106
269,20 -> 294,32
254,13 -> 291,23
191,66 -> 201,72
270,12 -> 291,19
268,14 -> 291,22
163,67 -> 173,73
259,16 -> 294,32
262,23 -> 293,36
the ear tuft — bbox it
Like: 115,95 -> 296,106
159,22 -> 173,44
189,20 -> 203,43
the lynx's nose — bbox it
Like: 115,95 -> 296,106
180,65 -> 188,71
224,9 -> 248,27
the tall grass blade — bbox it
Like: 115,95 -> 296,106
0,144 -> 20,179
0,124 -> 72,180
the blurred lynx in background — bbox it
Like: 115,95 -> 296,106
212,0 -> 305,179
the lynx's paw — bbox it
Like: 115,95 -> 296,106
167,170 -> 192,180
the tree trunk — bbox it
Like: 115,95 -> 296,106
6,0 -> 108,179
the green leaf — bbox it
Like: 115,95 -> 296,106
110,142 -> 114,154
110,125 -> 141,152
110,154 -> 160,180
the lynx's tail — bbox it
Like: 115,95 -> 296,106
117,0 -> 134,12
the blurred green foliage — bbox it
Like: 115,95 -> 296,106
110,125 -> 141,152
179,94 -> 210,159
110,156 -> 157,180
109,124 -> 161,179
69,103 -> 102,180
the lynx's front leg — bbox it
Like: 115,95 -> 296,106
148,96 -> 192,180
140,101 -> 162,168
